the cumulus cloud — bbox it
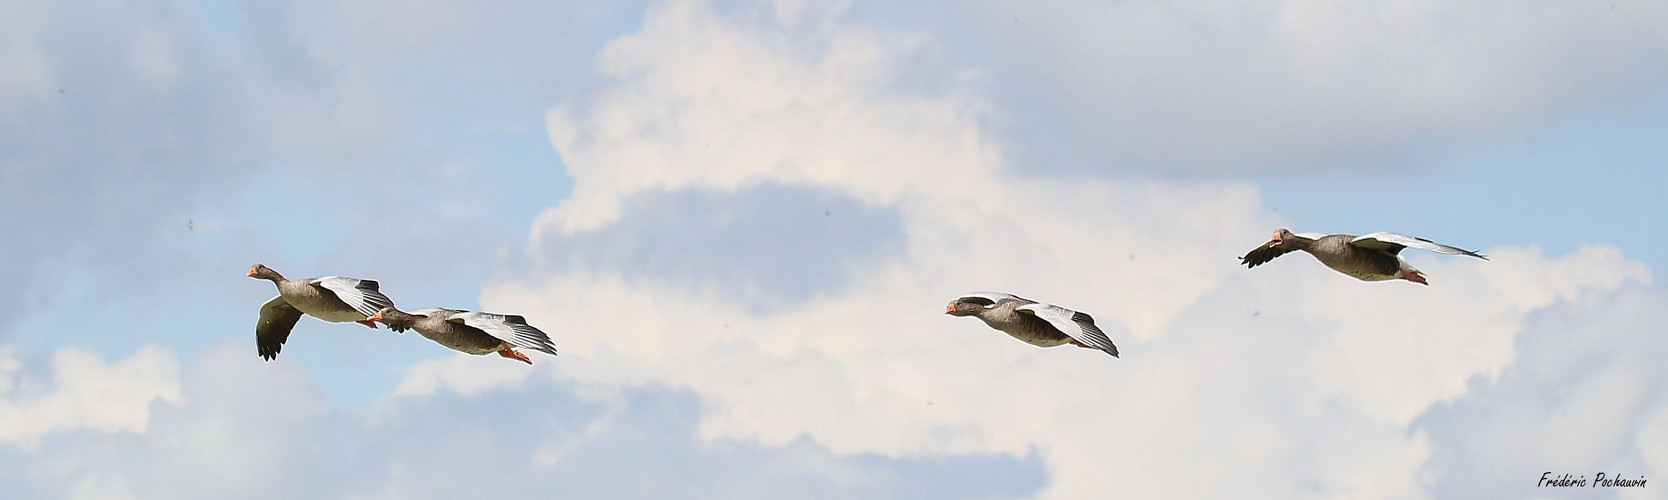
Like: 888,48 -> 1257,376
0,345 -> 181,450
5,0 -> 1662,498
1418,282 -> 1668,498
0,343 -> 1043,499
871,0 -> 1668,174
524,183 -> 907,311
446,0 -> 1668,497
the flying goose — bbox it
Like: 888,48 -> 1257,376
369,307 -> 557,364
247,264 -> 399,361
945,292 -> 1119,357
1239,229 -> 1487,285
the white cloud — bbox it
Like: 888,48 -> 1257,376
448,1 -> 1668,497
1639,405 -> 1668,485
1,343 -> 1042,499
0,345 -> 181,450
4,0 -> 1662,498
907,0 -> 1668,173
1417,282 -> 1668,498
392,353 -> 536,397
538,0 -> 1003,234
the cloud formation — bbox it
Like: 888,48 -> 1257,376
3,0 -> 1663,498
0,344 -> 1044,499
0,346 -> 180,450
878,0 -> 1668,174
526,183 -> 907,312
463,1 -> 1668,497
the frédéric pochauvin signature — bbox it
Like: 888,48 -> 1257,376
1539,472 -> 1646,488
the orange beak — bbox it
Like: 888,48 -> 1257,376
944,303 -> 956,314
1269,231 -> 1283,246
246,267 -> 258,277
368,311 -> 384,322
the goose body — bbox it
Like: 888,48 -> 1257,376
946,292 -> 1119,358
248,264 -> 397,361
1239,229 -> 1487,285
370,307 -> 557,365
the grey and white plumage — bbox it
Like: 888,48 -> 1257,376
1239,229 -> 1487,285
945,292 -> 1119,358
248,263 -> 400,361
370,306 -> 557,364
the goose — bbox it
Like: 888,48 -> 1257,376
247,263 -> 399,361
945,292 -> 1119,357
369,307 -> 557,364
1239,229 -> 1487,285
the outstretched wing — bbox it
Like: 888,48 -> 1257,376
1351,232 -> 1487,259
313,277 -> 397,317
1015,303 -> 1120,358
448,311 -> 558,357
256,295 -> 303,361
1240,241 -> 1297,268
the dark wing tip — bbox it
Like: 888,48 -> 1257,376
256,300 -> 300,362
1240,244 -> 1268,268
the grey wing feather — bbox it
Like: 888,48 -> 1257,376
1016,303 -> 1120,358
256,295 -> 303,361
1352,232 -> 1487,259
313,277 -> 397,317
450,311 -> 558,357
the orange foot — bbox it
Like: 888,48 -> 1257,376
1400,270 -> 1429,286
497,343 -> 532,365
357,320 -> 379,329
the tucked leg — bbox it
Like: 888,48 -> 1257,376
497,342 -> 532,365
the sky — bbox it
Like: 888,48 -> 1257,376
2,0 -> 1666,498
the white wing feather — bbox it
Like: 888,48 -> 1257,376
1015,303 -> 1120,357
1352,232 -> 1487,259
448,311 -> 558,356
311,277 -> 397,317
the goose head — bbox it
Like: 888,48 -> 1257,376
247,263 -> 284,281
945,297 -> 994,317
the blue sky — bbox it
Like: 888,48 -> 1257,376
3,0 -> 1667,498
